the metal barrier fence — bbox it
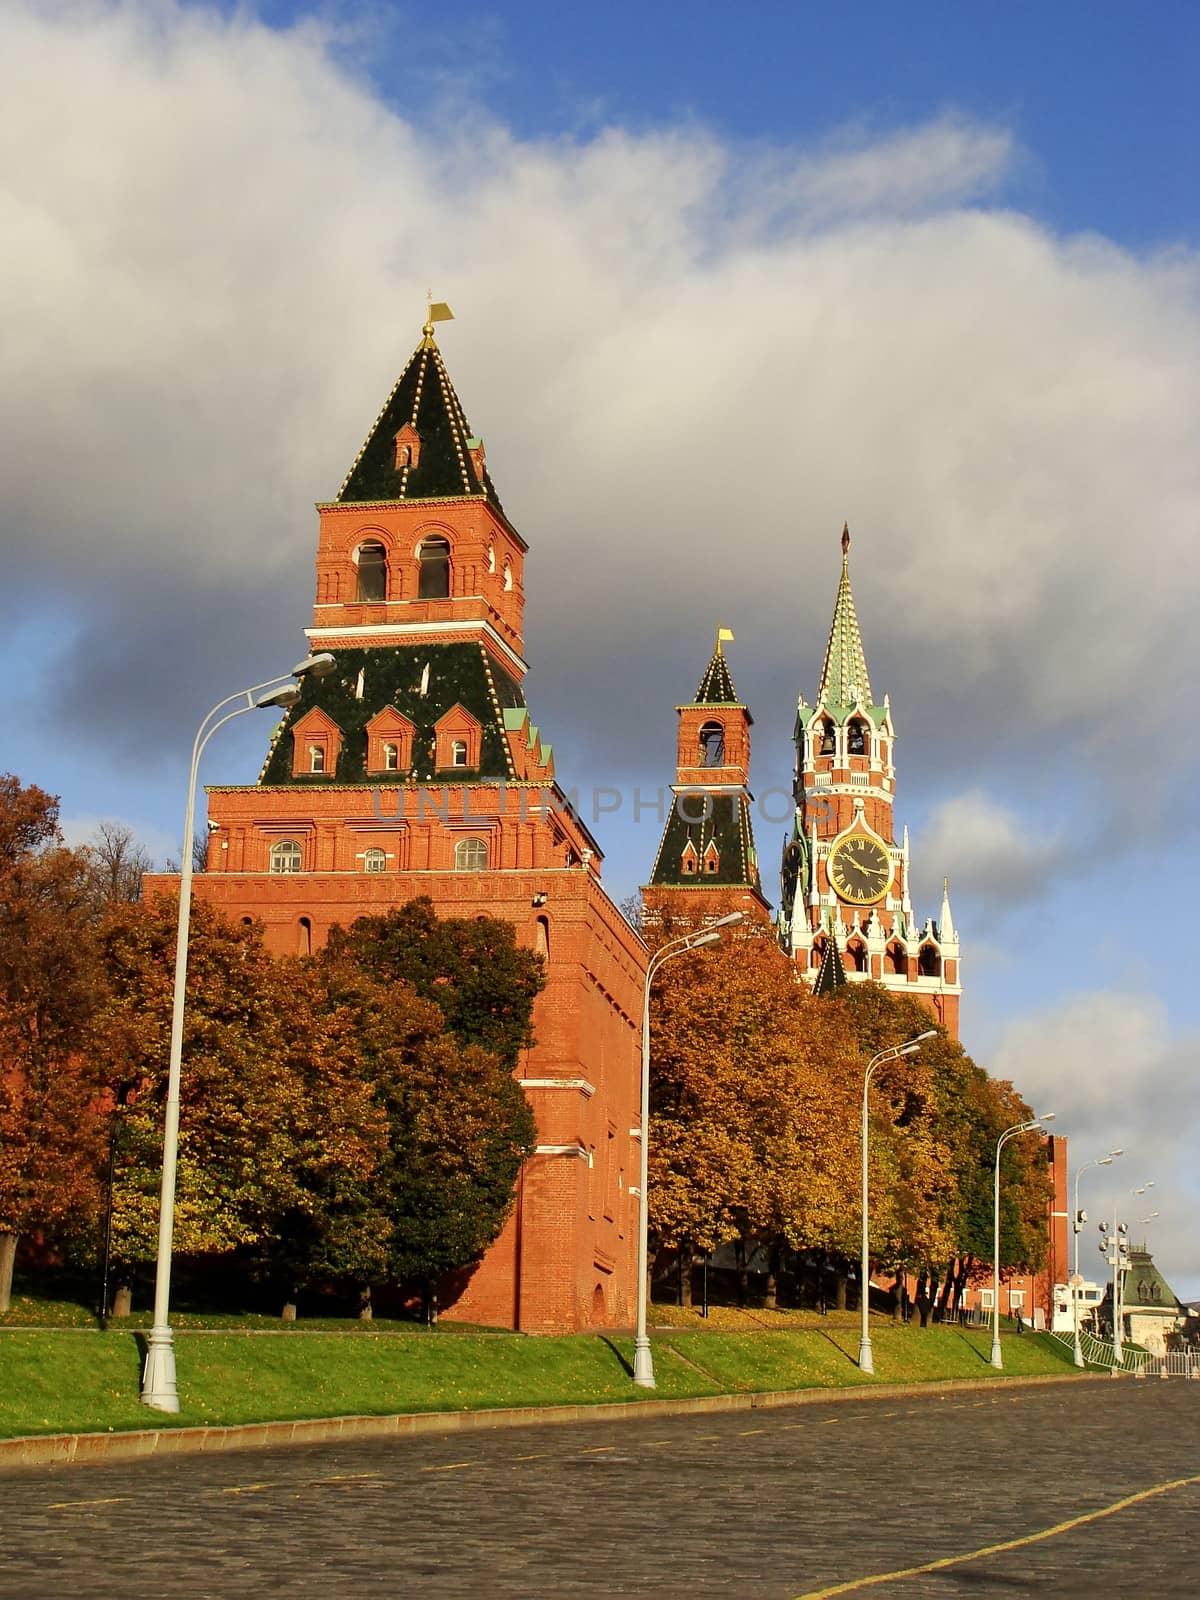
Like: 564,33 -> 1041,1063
1049,1330 -> 1154,1371
1141,1350 -> 1200,1378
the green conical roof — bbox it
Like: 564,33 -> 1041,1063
813,935 -> 847,996
337,325 -> 504,509
817,525 -> 872,708
695,642 -> 738,705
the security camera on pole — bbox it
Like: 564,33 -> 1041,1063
1072,1148 -> 1123,1367
1098,1182 -> 1154,1373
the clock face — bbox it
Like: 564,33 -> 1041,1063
828,834 -> 893,905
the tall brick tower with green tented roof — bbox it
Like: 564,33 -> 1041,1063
167,308 -> 651,1338
642,630 -> 771,926
778,526 -> 962,1035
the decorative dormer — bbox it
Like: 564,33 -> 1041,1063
433,703 -> 483,772
393,423 -> 422,472
365,705 -> 417,775
290,706 -> 343,779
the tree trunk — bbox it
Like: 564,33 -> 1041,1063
936,1264 -> 956,1322
680,1249 -> 693,1308
915,1271 -> 932,1329
0,1232 -> 17,1314
834,1271 -> 848,1311
111,1283 -> 132,1318
735,1238 -> 748,1306
281,1301 -> 297,1322
891,1273 -> 905,1324
358,1284 -> 373,1321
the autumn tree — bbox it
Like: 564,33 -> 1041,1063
87,897 -> 330,1303
827,983 -> 1052,1321
648,935 -> 864,1304
324,897 -> 545,1069
82,821 -> 153,910
0,777 -> 107,1311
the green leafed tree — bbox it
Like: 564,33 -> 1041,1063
323,896 -> 545,1069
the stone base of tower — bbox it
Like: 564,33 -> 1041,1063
168,860 -> 647,1335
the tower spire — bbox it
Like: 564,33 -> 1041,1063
817,523 -> 873,708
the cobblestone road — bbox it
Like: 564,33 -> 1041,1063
3,1379 -> 1198,1597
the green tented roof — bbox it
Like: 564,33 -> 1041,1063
816,526 -> 873,710
694,645 -> 739,706
337,332 -> 505,510
259,642 -> 525,786
648,792 -> 762,892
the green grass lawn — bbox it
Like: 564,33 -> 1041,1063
0,1319 -> 1081,1440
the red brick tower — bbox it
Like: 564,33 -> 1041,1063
778,527 -> 962,1035
642,631 -> 771,926
177,311 -> 648,1332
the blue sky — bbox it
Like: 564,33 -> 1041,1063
3,0 -> 1197,1289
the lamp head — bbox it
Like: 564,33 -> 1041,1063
256,684 -> 301,710
915,1029 -> 937,1042
1109,1148 -> 1124,1158
898,1043 -> 921,1057
292,652 -> 337,679
689,931 -> 721,950
709,911 -> 746,931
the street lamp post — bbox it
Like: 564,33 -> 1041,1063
991,1112 -> 1055,1370
857,1029 -> 936,1376
633,910 -> 744,1389
1071,1148 -> 1123,1367
140,655 -> 335,1412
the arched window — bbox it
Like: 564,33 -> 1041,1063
535,916 -> 550,960
297,916 -> 312,956
886,944 -> 907,976
698,721 -> 725,767
270,840 -> 302,874
918,945 -> 942,978
846,941 -> 868,973
705,856 -> 719,874
362,847 -> 387,874
487,543 -> 496,573
383,742 -> 399,771
847,719 -> 868,756
682,853 -> 697,875
355,540 -> 387,602
818,720 -> 836,756
503,562 -> 513,592
451,739 -> 468,768
308,744 -> 325,774
418,536 -> 451,599
455,837 -> 487,871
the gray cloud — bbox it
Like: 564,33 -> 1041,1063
5,4 -> 1198,800
992,993 -> 1200,1300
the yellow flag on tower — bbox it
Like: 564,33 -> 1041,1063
428,302 -> 454,322
717,626 -> 735,648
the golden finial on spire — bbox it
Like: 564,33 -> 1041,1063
841,522 -> 851,560
422,296 -> 455,348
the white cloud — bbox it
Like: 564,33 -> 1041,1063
992,993 -> 1200,1300
912,789 -> 1060,909
2,0 -> 1196,794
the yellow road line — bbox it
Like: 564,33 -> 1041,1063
738,1428 -> 766,1436
511,1453 -> 543,1461
792,1473 -> 1200,1598
579,1446 -> 615,1454
221,1483 -> 274,1496
49,1497 -> 132,1510
420,1462 -> 476,1473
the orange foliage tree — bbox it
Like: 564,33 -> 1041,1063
648,935 -> 865,1303
0,776 -> 107,1311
